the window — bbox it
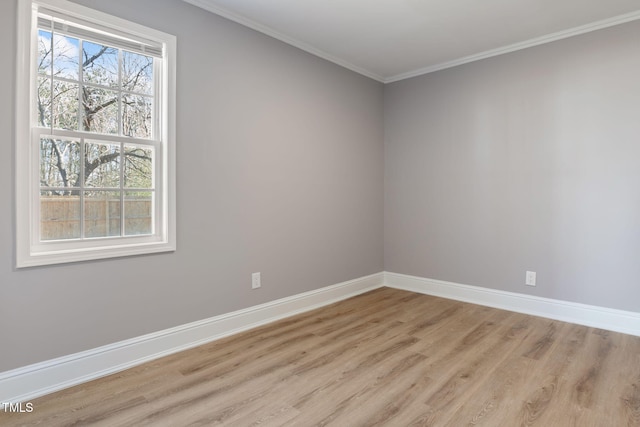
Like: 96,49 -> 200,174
16,0 -> 176,267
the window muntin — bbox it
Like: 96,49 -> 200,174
36,17 -> 157,242
16,0 -> 176,267
38,135 -> 155,241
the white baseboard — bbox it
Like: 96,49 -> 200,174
6,270 -> 637,404
384,271 -> 640,337
0,272 -> 384,403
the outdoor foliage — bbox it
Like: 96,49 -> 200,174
38,30 -> 154,194
37,30 -> 156,239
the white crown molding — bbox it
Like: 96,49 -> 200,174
381,9 -> 640,83
182,0 -> 385,82
0,272 -> 384,403
182,1 -> 640,84
384,271 -> 640,337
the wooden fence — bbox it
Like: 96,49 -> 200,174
40,196 -> 152,240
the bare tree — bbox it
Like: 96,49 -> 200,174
38,32 -> 153,195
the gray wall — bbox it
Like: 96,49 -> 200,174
0,0 -> 384,372
4,0 -> 639,375
385,21 -> 640,312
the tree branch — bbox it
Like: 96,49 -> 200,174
82,46 -> 110,68
84,152 -> 120,182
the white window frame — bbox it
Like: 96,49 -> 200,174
16,0 -> 176,267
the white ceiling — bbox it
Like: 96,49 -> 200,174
185,0 -> 640,83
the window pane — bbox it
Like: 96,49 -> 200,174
82,87 -> 118,134
40,138 -> 81,189
52,33 -> 79,80
52,80 -> 79,130
37,76 -> 52,127
124,191 -> 152,236
40,192 -> 80,241
38,30 -> 52,75
122,51 -> 153,94
85,142 -> 120,188
82,41 -> 118,88
122,94 -> 152,138
124,145 -> 153,188
85,191 -> 121,238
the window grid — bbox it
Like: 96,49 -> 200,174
37,29 -> 156,136
36,21 -> 157,243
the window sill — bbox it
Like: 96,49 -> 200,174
16,240 -> 176,268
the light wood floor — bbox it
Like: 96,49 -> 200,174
3,287 -> 640,426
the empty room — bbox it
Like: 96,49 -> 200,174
2,0 -> 640,425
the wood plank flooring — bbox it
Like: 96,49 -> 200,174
2,287 -> 640,426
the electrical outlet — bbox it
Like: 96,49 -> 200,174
525,271 -> 536,287
252,272 -> 261,289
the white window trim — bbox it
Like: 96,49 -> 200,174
16,0 -> 176,268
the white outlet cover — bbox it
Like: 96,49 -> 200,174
252,272 -> 261,289
525,271 -> 536,286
